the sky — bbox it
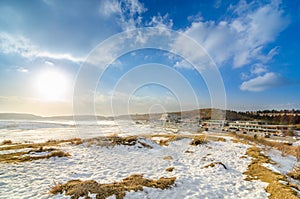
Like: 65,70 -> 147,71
0,0 -> 299,116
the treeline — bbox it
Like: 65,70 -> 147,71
225,110 -> 300,125
257,109 -> 300,114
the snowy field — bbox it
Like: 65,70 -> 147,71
0,119 -> 298,198
0,120 -> 173,143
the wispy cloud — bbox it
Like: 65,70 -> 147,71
0,32 -> 85,63
99,0 -> 146,31
250,63 -> 268,75
16,67 -> 29,73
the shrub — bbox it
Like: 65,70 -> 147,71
2,140 -> 12,145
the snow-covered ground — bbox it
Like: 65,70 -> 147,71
0,120 -> 173,143
0,119 -> 273,198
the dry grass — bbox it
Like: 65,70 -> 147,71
137,141 -> 153,149
0,147 -> 70,163
166,167 -> 174,172
71,139 -> 83,145
0,138 -> 82,151
50,174 -> 176,199
142,133 -> 226,146
2,140 -> 12,145
287,165 -> 300,180
244,146 -> 299,199
0,138 -> 79,163
163,156 -> 173,160
232,133 -> 298,158
85,136 -> 153,149
190,135 -> 207,146
202,162 -> 227,169
296,146 -> 300,162
217,137 -> 226,142
150,134 -> 177,146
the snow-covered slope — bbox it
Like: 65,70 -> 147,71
0,137 -> 269,199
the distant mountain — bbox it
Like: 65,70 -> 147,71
0,109 -> 298,124
0,113 -> 108,121
0,113 -> 42,120
48,115 -> 109,120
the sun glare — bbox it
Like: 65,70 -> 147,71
36,69 -> 70,101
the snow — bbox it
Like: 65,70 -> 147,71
0,120 -> 271,198
264,148 -> 298,175
293,140 -> 300,146
0,120 -> 172,143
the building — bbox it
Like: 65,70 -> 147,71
228,121 -> 296,135
201,120 -> 227,131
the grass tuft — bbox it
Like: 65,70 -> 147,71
217,137 -> 226,142
163,156 -> 173,160
2,140 -> 12,145
202,162 -> 227,169
190,135 -> 207,146
165,167 -> 174,172
287,165 -> 300,180
49,174 -> 176,199
0,148 -> 70,163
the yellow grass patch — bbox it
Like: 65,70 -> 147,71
0,139 -> 78,163
232,133 -> 299,158
2,140 -> 12,145
190,135 -> 207,146
0,138 -> 82,151
163,156 -> 173,160
0,147 -> 70,163
50,174 -> 176,199
244,146 -> 299,199
217,137 -> 226,142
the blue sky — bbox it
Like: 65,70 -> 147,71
0,0 -> 299,116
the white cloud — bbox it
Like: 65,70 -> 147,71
0,32 -> 84,63
16,67 -> 29,73
180,0 -> 289,68
174,60 -> 193,69
240,72 -> 285,92
147,14 -> 173,29
99,0 -> 121,17
0,32 -> 37,58
99,0 -> 146,31
44,60 -> 54,65
187,13 -> 203,22
36,51 -> 84,63
251,64 -> 268,75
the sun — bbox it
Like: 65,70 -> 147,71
35,69 -> 70,101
